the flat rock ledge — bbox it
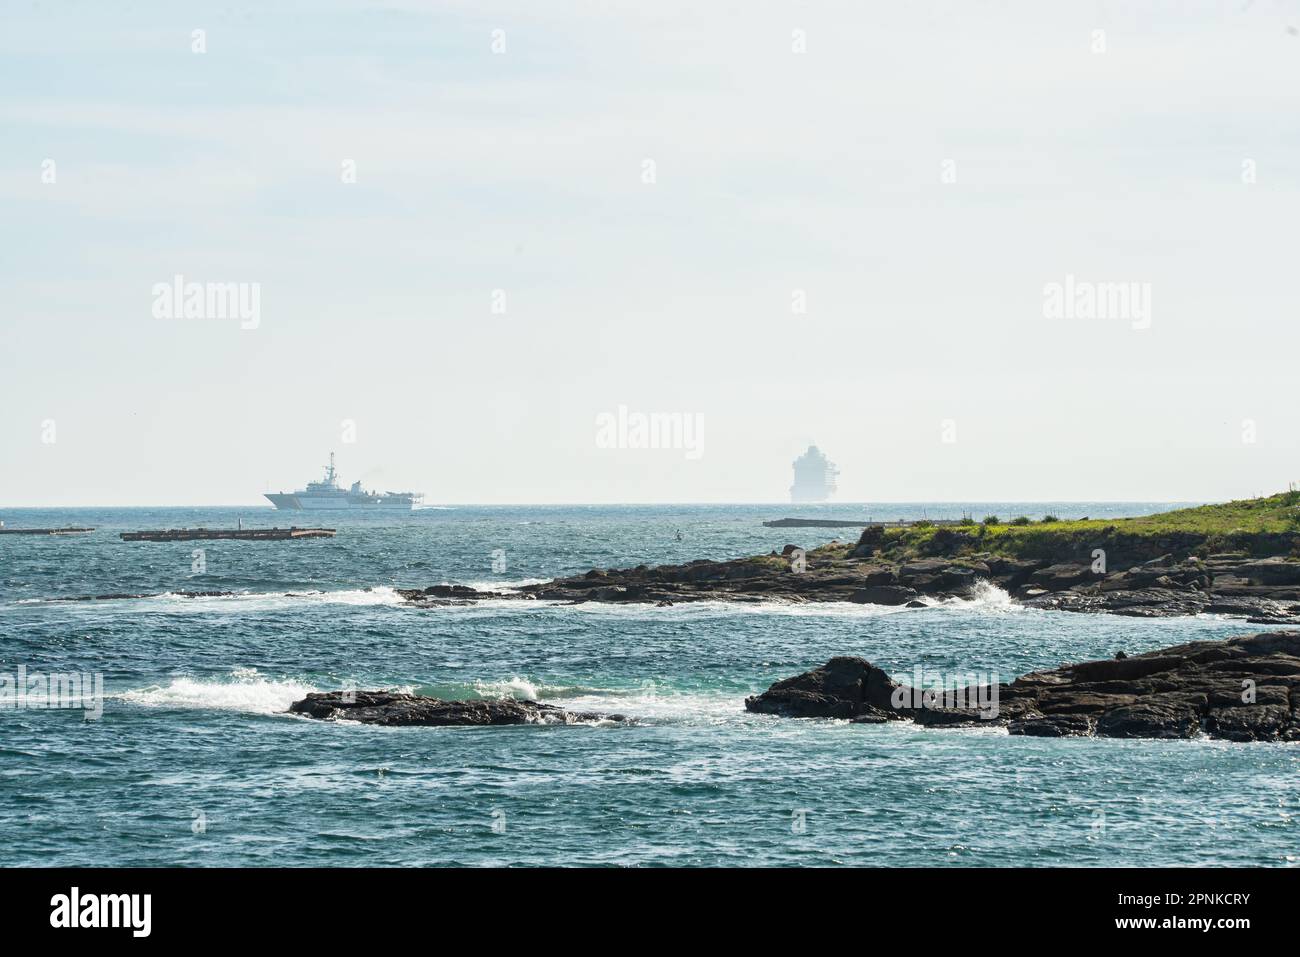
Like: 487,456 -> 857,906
288,690 -> 622,727
744,631 -> 1300,742
398,551 -> 1300,623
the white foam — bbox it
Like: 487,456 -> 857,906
449,673 -> 743,724
103,587 -> 405,614
551,687 -> 746,724
472,676 -> 542,701
309,586 -> 406,607
931,580 -> 1022,613
116,669 -> 317,715
559,598 -> 914,620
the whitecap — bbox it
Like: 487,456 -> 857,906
472,676 -> 542,701
115,670 -> 317,715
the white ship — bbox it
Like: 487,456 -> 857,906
265,453 -> 423,510
790,445 -> 839,503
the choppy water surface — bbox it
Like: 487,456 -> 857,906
2,504 -> 1296,866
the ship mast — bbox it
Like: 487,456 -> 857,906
325,451 -> 337,486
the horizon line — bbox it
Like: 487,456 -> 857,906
0,499 -> 1206,510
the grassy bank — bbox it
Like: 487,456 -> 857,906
855,491 -> 1300,565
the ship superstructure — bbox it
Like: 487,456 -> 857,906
789,445 -> 839,503
265,453 -> 423,510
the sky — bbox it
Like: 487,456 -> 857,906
2,0 -> 1299,505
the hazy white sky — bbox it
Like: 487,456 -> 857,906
3,1 -> 1298,505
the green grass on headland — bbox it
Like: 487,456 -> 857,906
851,491 -> 1300,565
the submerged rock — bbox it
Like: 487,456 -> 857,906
288,690 -> 621,727
746,631 -> 1300,742
44,590 -> 235,603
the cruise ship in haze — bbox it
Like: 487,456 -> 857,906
789,445 -> 839,503
265,454 -> 424,510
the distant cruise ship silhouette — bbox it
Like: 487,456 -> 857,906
789,445 -> 839,503
265,453 -> 424,510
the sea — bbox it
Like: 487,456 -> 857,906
2,503 -> 1297,867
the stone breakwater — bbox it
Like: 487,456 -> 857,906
398,546 -> 1300,624
744,631 -> 1300,742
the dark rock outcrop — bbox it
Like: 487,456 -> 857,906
1007,714 -> 1096,737
744,656 -> 999,725
289,690 -> 622,726
743,656 -> 904,720
745,631 -> 1300,742
395,583 -> 510,606
849,584 -> 919,606
397,536 -> 1300,624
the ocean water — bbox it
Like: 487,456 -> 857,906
2,503 -> 1297,867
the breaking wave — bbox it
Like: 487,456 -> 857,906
471,676 -> 543,700
413,677 -> 609,701
459,578 -> 548,592
931,580 -> 1022,613
115,669 -> 317,715
550,687 -> 746,725
11,587 -> 407,611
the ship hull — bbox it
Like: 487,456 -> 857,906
264,494 -> 415,511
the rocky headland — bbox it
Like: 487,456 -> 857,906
745,630 -> 1300,742
398,492 -> 1300,624
313,497 -> 1300,739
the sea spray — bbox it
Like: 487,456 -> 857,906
117,671 -> 317,715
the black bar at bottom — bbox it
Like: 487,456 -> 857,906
0,867 -> 1280,941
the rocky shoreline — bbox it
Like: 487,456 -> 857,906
398,542 -> 1300,624
288,631 -> 1300,740
745,631 -> 1300,742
